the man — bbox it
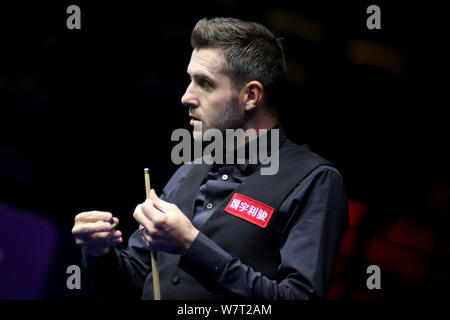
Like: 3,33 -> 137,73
72,17 -> 348,300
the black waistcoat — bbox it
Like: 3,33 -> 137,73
142,143 -> 331,300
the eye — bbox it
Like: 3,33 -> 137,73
189,74 -> 215,90
199,79 -> 211,88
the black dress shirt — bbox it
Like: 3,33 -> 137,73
83,127 -> 348,300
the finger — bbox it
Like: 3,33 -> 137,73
149,189 -> 173,212
142,224 -> 165,241
75,211 -> 112,223
109,237 -> 123,246
75,211 -> 113,223
76,231 -> 122,246
133,204 -> 145,225
139,201 -> 163,224
76,229 -> 121,244
139,229 -> 151,246
141,199 -> 167,226
107,217 -> 120,229
72,220 -> 112,237
91,230 -> 122,241
133,204 -> 154,231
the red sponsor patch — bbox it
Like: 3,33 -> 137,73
224,193 -> 275,228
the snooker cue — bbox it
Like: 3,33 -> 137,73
144,168 -> 161,300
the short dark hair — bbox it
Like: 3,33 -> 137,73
191,17 -> 286,107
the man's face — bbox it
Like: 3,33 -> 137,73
181,48 -> 245,141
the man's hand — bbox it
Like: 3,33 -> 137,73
72,211 -> 122,257
133,189 -> 199,254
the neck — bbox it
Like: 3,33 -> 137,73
236,107 -> 278,148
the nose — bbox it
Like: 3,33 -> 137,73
181,82 -> 199,108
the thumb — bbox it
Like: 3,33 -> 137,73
150,189 -> 172,211
149,188 -> 159,201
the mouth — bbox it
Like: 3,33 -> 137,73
189,114 -> 202,127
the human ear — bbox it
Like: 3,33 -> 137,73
242,81 -> 263,111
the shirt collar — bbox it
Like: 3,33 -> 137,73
212,124 -> 286,174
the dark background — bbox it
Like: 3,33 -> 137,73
0,1 -> 448,299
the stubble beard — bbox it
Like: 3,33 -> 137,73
193,95 -> 245,142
